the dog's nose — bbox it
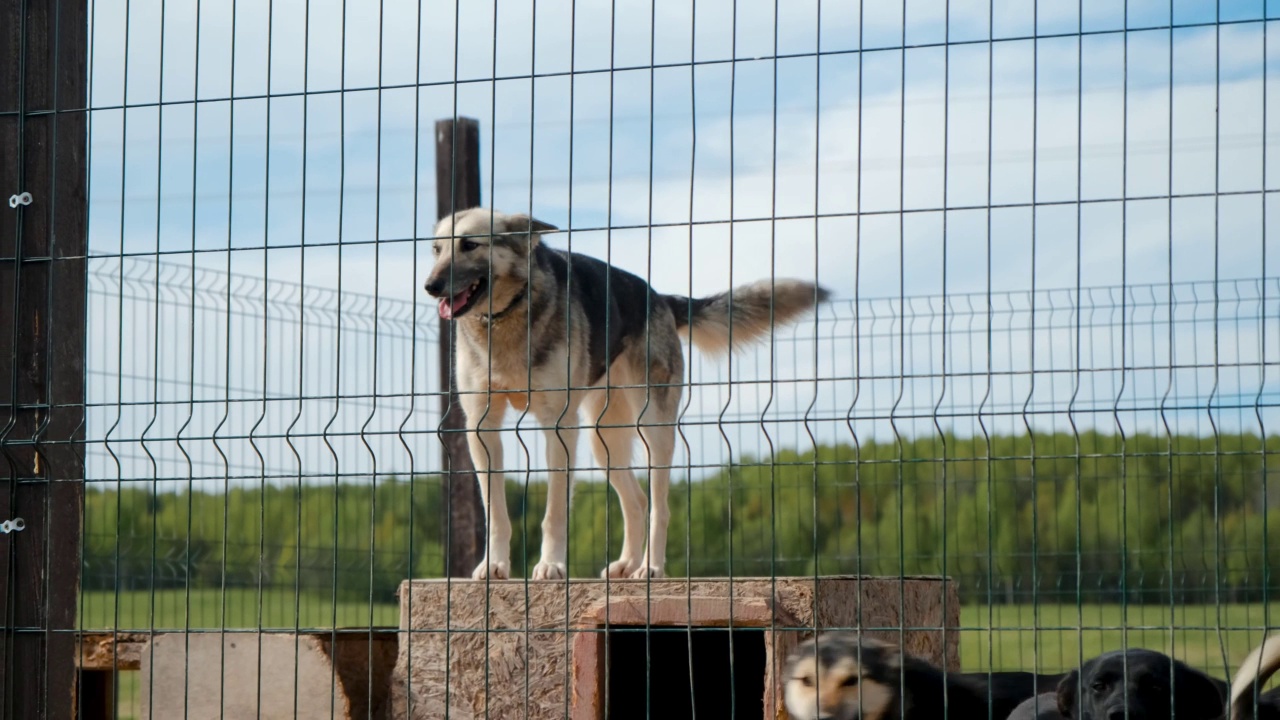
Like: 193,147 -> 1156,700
424,276 -> 446,297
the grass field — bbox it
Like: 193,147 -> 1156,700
958,602 -> 1280,675
80,588 -> 400,631
82,591 -> 1279,718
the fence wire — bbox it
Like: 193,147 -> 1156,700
3,0 -> 1280,719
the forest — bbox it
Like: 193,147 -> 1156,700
82,431 -> 1280,605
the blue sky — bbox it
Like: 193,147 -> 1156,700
82,0 -> 1280,484
86,0 -> 1280,296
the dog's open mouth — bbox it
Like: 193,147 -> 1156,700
438,278 -> 487,320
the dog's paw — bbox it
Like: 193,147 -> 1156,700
531,561 -> 567,580
628,565 -> 664,579
471,559 -> 510,580
601,559 -> 638,579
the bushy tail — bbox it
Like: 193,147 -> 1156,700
1231,634 -> 1280,719
665,278 -> 830,355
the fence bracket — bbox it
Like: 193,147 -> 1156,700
1,518 -> 26,534
8,192 -> 32,208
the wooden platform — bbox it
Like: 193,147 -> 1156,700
390,576 -> 959,720
77,630 -> 397,720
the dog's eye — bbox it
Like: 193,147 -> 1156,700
1090,682 -> 1107,693
459,240 -> 478,252
798,675 -> 814,688
840,676 -> 859,688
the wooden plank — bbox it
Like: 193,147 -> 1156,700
77,634 -> 149,672
0,0 -> 88,717
434,117 -> 485,578
76,630 -> 398,672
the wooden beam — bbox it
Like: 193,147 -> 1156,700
433,118 -> 485,578
77,634 -> 148,673
0,0 -> 87,717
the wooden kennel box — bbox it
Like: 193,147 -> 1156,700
389,576 -> 959,720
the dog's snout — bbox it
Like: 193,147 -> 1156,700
424,275 -> 446,297
815,703 -> 843,720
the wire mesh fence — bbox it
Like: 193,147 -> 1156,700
4,0 -> 1280,718
83,259 -> 1280,606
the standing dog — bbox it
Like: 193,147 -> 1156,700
425,208 -> 827,580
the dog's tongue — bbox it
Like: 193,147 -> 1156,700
438,285 -> 473,320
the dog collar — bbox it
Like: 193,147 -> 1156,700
480,288 -> 527,324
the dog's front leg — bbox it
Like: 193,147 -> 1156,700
460,390 -> 512,580
531,394 -> 580,580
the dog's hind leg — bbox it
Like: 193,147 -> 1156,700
530,390 -> 582,580
635,413 -> 675,579
628,378 -> 680,580
459,390 -> 512,580
584,390 -> 647,579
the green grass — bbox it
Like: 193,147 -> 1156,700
83,594 -> 1279,718
958,603 -> 1280,675
79,588 -> 399,631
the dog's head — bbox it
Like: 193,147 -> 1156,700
783,632 -> 899,720
424,208 -> 557,320
1056,649 -> 1225,720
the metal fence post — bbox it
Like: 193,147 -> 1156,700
0,0 -> 88,717
434,117 -> 485,578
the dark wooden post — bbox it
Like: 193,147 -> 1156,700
0,0 -> 88,717
434,118 -> 485,577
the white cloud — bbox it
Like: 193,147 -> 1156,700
83,0 -> 1280,486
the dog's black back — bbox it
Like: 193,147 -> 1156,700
534,245 -> 664,384
1234,688 -> 1280,719
874,654 -> 994,719
1057,649 -> 1226,719
960,671 -> 1066,720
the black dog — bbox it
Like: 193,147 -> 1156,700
959,672 -> 1066,720
1057,648 -> 1227,720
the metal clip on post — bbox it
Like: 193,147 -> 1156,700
0,518 -> 26,534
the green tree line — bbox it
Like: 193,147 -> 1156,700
83,431 -> 1280,605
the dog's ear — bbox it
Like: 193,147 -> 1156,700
1056,670 -> 1080,718
504,214 -> 557,249
1172,664 -> 1227,720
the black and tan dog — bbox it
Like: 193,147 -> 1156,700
425,208 -> 827,580
1054,648 -> 1228,720
782,632 -> 1043,719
